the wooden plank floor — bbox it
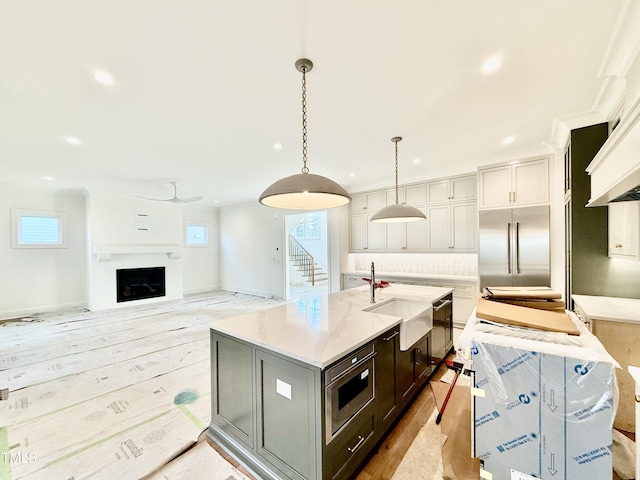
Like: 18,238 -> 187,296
355,362 -> 449,480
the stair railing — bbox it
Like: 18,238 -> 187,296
288,235 -> 315,286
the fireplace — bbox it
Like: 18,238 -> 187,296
116,267 -> 166,303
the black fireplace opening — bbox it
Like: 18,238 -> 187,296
117,267 -> 166,303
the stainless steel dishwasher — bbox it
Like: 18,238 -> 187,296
431,293 -> 453,367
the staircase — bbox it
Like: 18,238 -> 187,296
288,235 -> 328,287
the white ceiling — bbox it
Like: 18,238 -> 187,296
0,1 -> 625,207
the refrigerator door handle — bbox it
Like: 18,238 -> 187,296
507,223 -> 512,274
515,222 -> 520,274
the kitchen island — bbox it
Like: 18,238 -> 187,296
208,284 -> 453,480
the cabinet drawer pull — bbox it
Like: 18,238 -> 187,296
414,348 -> 422,365
347,435 -> 365,453
615,244 -> 623,248
433,299 -> 452,312
383,331 -> 399,341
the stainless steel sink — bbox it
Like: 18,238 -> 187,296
364,298 -> 433,351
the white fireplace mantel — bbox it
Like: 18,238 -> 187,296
91,244 -> 182,262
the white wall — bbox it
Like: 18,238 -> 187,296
0,184 -> 221,317
218,201 -> 287,298
182,205 -> 219,294
0,183 -> 87,318
218,201 -> 349,299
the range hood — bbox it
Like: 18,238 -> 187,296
586,95 -> 640,206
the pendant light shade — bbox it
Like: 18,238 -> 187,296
259,59 -> 350,210
259,172 -> 351,209
370,137 -> 426,223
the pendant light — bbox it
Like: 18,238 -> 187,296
259,58 -> 351,209
370,137 -> 426,223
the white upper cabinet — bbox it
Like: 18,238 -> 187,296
427,202 -> 477,252
478,158 -> 549,209
426,174 -> 477,252
385,183 -> 426,206
383,184 -> 426,252
350,213 -> 383,252
350,191 -> 384,212
427,175 -> 476,204
385,207 -> 427,252
609,201 -> 640,260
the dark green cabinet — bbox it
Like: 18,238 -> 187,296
376,328 -> 399,431
210,326 -> 435,480
257,350 -> 321,480
323,402 -> 377,480
397,333 -> 431,411
211,333 -> 254,448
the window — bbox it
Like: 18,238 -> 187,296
11,209 -> 67,248
293,212 -> 321,240
185,222 -> 209,247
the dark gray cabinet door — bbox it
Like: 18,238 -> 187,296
397,333 -> 432,410
397,346 -> 416,404
256,350 -> 320,480
211,332 -> 254,448
377,328 -> 399,429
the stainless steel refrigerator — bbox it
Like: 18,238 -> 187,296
479,205 -> 550,289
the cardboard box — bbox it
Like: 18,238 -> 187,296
483,286 -> 562,300
475,298 -> 580,335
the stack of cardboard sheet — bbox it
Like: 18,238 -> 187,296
476,286 -> 580,335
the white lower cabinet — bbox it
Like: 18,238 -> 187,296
342,275 -> 366,289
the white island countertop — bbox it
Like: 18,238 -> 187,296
572,294 -> 640,324
210,284 -> 453,369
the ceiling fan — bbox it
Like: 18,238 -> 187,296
138,182 -> 203,205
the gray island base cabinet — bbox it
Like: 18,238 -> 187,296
208,284 -> 453,480
211,333 -> 322,480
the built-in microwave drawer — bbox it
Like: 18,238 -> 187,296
325,343 -> 375,384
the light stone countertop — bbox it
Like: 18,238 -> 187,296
210,284 -> 453,369
572,294 -> 640,324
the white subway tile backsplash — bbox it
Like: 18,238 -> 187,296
348,253 -> 477,276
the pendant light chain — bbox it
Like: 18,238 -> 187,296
301,66 -> 309,174
258,58 -> 351,209
394,139 -> 399,204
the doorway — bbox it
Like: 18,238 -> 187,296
285,211 -> 330,300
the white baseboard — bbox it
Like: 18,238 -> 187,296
0,301 -> 88,321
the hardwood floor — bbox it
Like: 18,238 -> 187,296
355,359 -> 450,480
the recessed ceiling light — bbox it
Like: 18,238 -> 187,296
482,56 -> 502,74
93,70 -> 114,86
213,200 -> 219,203
42,176 -> 55,181
66,136 -> 81,145
273,142 -> 283,150
349,173 -> 356,178
412,158 -> 421,165
502,136 -> 515,145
